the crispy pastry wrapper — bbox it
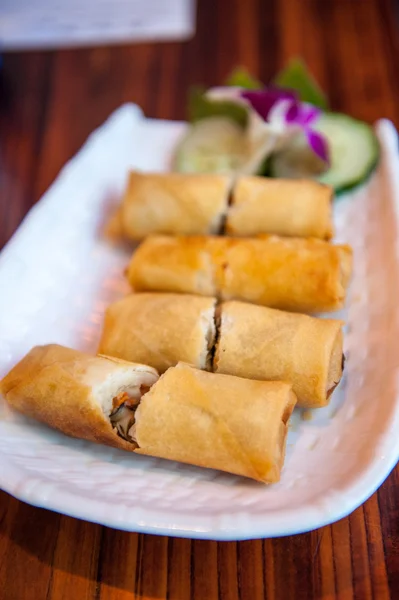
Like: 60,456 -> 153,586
108,172 -> 333,241
127,234 -> 353,313
227,176 -> 333,239
134,363 -> 297,483
215,301 -> 344,408
99,294 -> 344,408
98,293 -> 216,373
108,171 -> 231,240
0,347 -> 296,483
0,344 -> 159,452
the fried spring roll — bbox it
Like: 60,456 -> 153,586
127,235 -> 353,313
108,172 -> 333,241
98,293 -> 216,373
226,176 -> 333,239
98,294 -> 344,407
0,344 -> 159,451
1,347 -> 296,483
108,171 -> 231,240
134,363 -> 296,483
215,302 -> 344,408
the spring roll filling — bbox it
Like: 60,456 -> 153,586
108,378 -> 154,445
110,400 -> 138,442
214,182 -> 234,235
206,303 -> 222,371
211,182 -> 233,235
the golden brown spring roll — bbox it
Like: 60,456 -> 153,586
109,171 -> 231,240
127,235 -> 353,313
134,363 -> 296,483
226,176 -> 333,239
98,294 -> 344,407
0,344 -> 159,452
98,293 -> 216,373
214,302 -> 344,408
1,347 -> 296,483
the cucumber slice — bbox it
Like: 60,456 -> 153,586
270,112 -> 380,192
173,116 -> 273,176
173,117 -> 248,174
269,134 -> 326,179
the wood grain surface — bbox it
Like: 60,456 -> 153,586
0,0 -> 399,598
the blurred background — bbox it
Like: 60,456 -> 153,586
0,0 -> 398,247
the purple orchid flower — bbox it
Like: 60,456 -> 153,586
241,87 -> 330,164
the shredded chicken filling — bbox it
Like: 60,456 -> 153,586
110,386 -> 150,443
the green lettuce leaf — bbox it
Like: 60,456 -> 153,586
224,67 -> 263,90
273,58 -> 328,110
188,87 -> 248,127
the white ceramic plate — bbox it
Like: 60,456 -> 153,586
0,104 -> 398,540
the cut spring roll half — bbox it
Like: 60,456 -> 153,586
127,235 -> 222,296
108,171 -> 231,241
98,293 -> 217,373
107,172 -> 333,241
1,347 -> 296,483
226,176 -> 333,239
98,294 -> 344,407
215,302 -> 344,408
134,363 -> 296,483
127,235 -> 353,313
0,344 -> 159,451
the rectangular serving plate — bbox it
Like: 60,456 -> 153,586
0,104 -> 398,540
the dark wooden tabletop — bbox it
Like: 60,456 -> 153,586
1,0 -> 399,598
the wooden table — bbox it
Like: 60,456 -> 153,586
1,0 -> 399,598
